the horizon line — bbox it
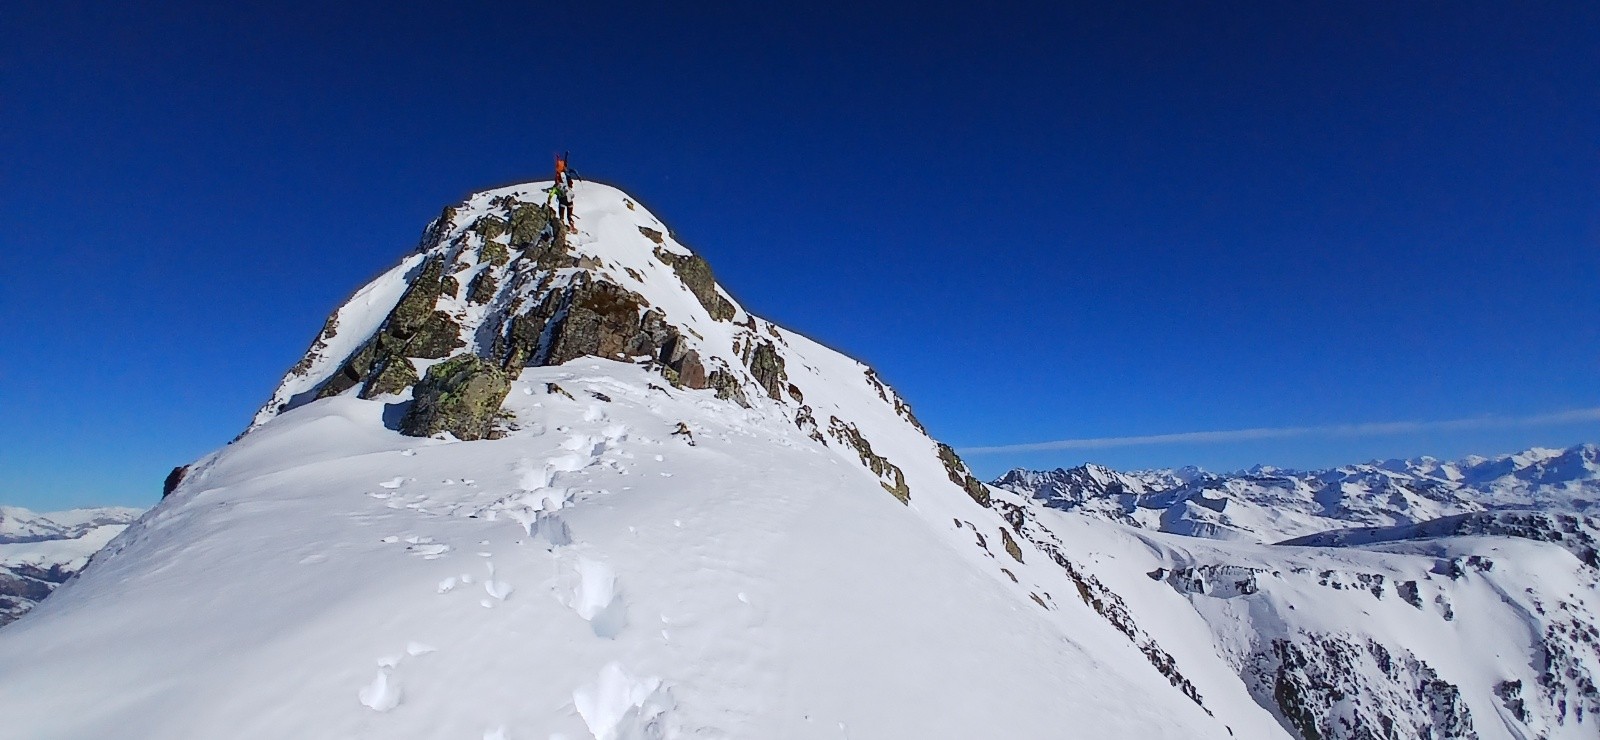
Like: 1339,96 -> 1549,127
958,407 -> 1600,455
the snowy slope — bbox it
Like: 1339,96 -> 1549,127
0,506 -> 144,625
996,444 -> 1600,544
0,182 -> 1277,739
4,179 -> 1591,740
1016,504 -> 1600,740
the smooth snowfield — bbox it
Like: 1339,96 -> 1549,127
0,362 -> 1239,739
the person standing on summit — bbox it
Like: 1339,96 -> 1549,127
547,152 -> 576,229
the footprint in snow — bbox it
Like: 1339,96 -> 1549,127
407,543 -> 451,559
572,558 -> 627,639
358,669 -> 401,712
573,662 -> 672,740
484,562 -> 513,601
406,641 -> 436,656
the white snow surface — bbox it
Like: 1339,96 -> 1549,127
3,181 -> 1593,739
0,182 -> 1259,739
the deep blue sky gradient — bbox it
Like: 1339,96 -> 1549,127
4,2 -> 1598,508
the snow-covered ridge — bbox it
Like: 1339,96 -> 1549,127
3,179 -> 1594,739
994,443 -> 1600,543
0,506 -> 143,626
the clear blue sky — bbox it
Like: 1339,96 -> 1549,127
4,2 -> 1597,509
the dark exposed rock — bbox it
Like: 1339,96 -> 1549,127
471,214 -> 507,241
827,416 -> 909,504
480,240 -> 509,267
509,204 -> 554,247
162,465 -> 189,498
1265,636 -> 1477,740
707,367 -> 750,408
399,354 -> 511,440
742,341 -> 788,401
405,311 -> 466,359
638,226 -> 664,244
359,355 -> 419,399
936,443 -> 992,507
654,247 -> 736,321
466,270 -> 498,304
543,280 -> 650,365
439,274 -> 460,299
316,257 -> 462,398
999,528 -> 1024,562
672,350 -> 707,389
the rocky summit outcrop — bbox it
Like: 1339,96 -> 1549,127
251,183 -> 766,441
246,180 -> 945,505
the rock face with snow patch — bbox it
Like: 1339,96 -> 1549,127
254,187 -> 769,440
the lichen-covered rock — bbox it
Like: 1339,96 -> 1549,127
399,354 -> 511,440
708,367 -> 750,408
999,528 -> 1024,563
509,203 -> 553,247
439,274 -> 460,299
672,349 -> 707,389
654,248 -> 736,321
542,281 -> 650,365
741,341 -> 788,401
466,270 -> 497,304
480,240 -> 509,267
827,416 -> 909,504
316,256 -> 461,399
471,215 -> 507,241
936,443 -> 992,507
405,311 -> 465,359
359,355 -> 418,399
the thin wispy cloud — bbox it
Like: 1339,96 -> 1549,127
960,407 -> 1600,455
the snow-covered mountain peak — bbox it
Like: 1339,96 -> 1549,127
7,179 -> 1596,739
1,178 -> 1292,738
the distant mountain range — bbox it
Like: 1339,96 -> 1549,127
993,443 -> 1600,543
0,506 -> 145,625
